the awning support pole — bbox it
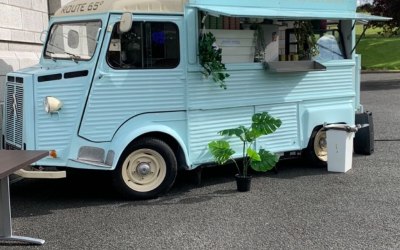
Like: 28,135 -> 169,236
351,23 -> 368,55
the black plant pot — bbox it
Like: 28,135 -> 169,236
235,174 -> 252,192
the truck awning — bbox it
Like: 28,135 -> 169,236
190,5 -> 391,21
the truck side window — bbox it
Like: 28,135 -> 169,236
107,21 -> 180,69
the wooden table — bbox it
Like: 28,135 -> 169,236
0,150 -> 48,245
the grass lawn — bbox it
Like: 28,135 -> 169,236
355,25 -> 400,70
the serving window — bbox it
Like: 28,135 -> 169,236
199,12 -> 347,67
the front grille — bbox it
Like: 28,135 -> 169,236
5,81 -> 23,149
5,143 -> 20,150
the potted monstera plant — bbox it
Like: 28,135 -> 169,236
208,112 -> 282,192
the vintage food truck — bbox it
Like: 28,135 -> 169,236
1,0 -> 389,198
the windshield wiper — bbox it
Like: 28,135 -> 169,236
65,52 -> 81,63
46,51 -> 57,62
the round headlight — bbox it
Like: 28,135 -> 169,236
44,96 -> 63,113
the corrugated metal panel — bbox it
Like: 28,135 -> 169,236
188,107 -> 253,165
188,65 -> 354,110
256,104 -> 299,152
35,79 -> 87,154
187,63 -> 355,165
188,103 -> 299,165
80,70 -> 185,142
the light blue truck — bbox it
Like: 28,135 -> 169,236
2,0 -> 389,198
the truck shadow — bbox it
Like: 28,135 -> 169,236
9,157 -> 328,217
124,159 -> 329,206
361,81 -> 400,91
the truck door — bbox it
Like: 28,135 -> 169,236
79,15 -> 186,142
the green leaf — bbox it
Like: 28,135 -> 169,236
219,126 -> 248,142
250,149 -> 279,172
208,140 -> 235,165
247,148 -> 261,162
199,32 -> 230,89
245,129 -> 260,142
251,112 -> 282,136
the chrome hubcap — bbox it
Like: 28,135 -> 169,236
137,162 -> 151,176
319,138 -> 327,149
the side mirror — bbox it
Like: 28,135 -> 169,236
119,12 -> 132,33
40,30 -> 48,43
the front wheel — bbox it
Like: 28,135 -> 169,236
303,127 -> 328,167
113,138 -> 177,199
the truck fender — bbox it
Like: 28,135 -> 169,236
108,115 -> 189,170
301,103 -> 354,148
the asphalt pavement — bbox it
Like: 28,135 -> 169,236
361,72 -> 400,83
1,72 -> 400,250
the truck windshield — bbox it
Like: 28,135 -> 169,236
44,21 -> 101,61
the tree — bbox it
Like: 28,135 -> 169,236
357,3 -> 373,13
370,0 -> 400,36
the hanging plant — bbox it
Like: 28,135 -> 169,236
294,21 -> 319,60
199,32 -> 230,89
254,24 -> 266,62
